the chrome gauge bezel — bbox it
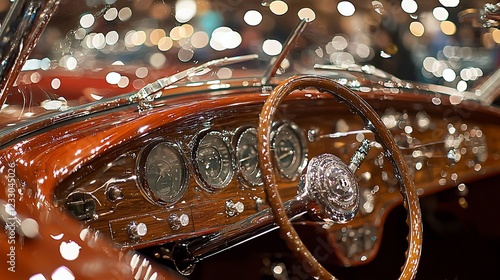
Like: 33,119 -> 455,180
271,121 -> 308,180
192,130 -> 235,192
137,141 -> 189,206
234,126 -> 263,188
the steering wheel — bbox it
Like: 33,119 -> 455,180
256,75 -> 422,279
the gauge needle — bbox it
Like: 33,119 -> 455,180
239,154 -> 256,162
278,150 -> 294,160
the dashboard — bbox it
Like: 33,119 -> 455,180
49,88 -> 500,265
54,99 -> 315,248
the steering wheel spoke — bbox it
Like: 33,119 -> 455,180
348,139 -> 371,172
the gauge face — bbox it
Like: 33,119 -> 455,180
236,127 -> 262,187
142,142 -> 188,205
194,131 -> 234,190
272,122 -> 307,180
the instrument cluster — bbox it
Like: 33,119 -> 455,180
137,121 -> 308,206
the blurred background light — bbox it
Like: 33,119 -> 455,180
262,39 -> 283,56
210,27 -> 242,51
298,7 -> 316,21
191,31 -> 209,48
105,31 -> 119,46
150,29 -> 166,45
270,1 -> 288,16
439,0 -> 460,8
432,7 -> 449,21
118,7 -> 132,22
410,21 -> 425,37
401,0 -> 418,14
175,0 -> 197,23
442,68 -> 456,82
104,7 -> 118,21
79,14 -> 94,29
150,53 -> 167,67
106,72 -> 121,84
158,36 -> 173,51
440,21 -> 457,35
337,1 -> 355,17
244,10 -> 263,26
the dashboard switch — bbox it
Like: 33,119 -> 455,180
106,185 -> 124,202
128,222 -> 147,238
168,213 -> 190,230
226,200 -> 245,217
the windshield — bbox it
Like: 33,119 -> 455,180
0,0 -> 497,127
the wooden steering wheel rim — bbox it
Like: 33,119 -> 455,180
257,75 -> 422,280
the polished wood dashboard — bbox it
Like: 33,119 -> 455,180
2,83 -> 500,270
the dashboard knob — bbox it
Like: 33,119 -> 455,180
128,222 -> 147,238
225,200 -> 245,217
169,213 -> 190,230
106,185 -> 124,202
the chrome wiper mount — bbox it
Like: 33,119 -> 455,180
130,54 -> 258,112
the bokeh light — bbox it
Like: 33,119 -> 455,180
298,8 -> 316,21
79,14 -> 95,28
432,7 -> 449,21
337,1 -> 355,17
175,0 -> 196,23
401,0 -> 418,14
262,39 -> 283,56
244,10 -> 263,26
409,21 -> 425,37
439,0 -> 460,8
440,21 -> 456,35
270,1 -> 288,16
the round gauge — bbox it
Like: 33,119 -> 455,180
272,122 -> 308,180
235,127 -> 262,187
140,142 -> 188,205
194,131 -> 234,190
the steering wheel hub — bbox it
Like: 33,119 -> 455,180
300,153 -> 359,224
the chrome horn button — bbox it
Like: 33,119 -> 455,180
300,153 -> 359,224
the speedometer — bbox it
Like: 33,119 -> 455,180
235,127 -> 262,187
193,131 -> 234,191
271,122 -> 308,180
138,142 -> 189,205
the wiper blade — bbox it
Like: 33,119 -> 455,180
261,18 -> 308,86
130,54 -> 259,111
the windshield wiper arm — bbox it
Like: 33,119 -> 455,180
261,18 -> 308,86
130,54 -> 258,112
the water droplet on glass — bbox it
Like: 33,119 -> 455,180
372,1 -> 385,15
451,173 -> 458,181
474,163 -> 482,172
431,96 -> 441,105
458,183 -> 468,196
